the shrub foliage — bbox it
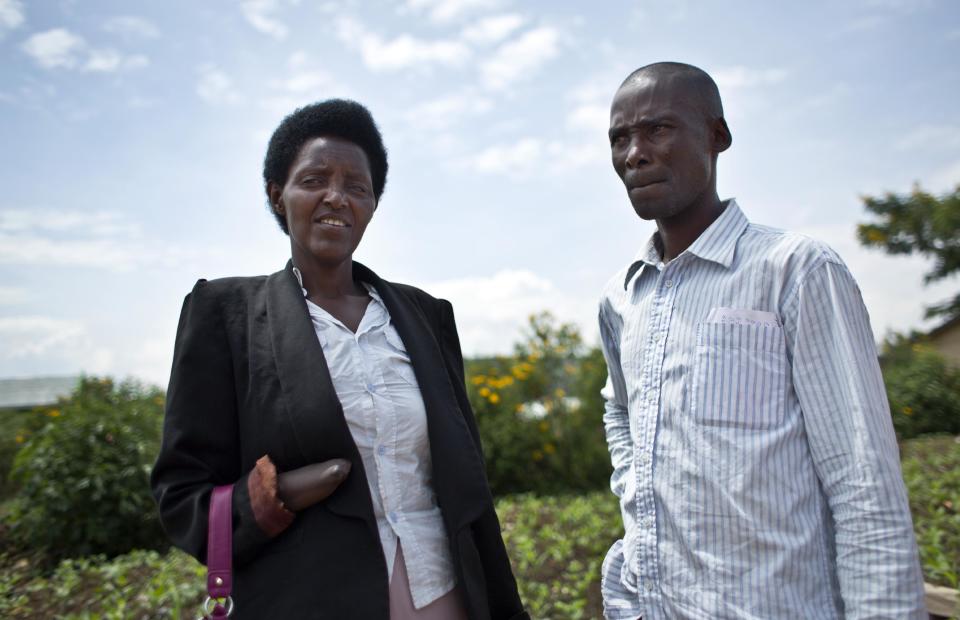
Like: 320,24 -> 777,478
880,334 -> 960,439
7,377 -> 167,559
467,313 -> 612,496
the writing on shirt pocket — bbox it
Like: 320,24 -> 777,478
382,328 -> 420,387
692,317 -> 788,430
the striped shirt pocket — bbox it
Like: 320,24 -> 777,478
693,318 -> 788,429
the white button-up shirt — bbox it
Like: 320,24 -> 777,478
598,201 -> 925,619
294,268 -> 456,609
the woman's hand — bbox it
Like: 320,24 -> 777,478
277,459 -> 352,511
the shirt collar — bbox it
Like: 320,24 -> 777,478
623,199 -> 749,290
293,264 -> 387,328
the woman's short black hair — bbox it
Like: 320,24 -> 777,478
263,99 -> 388,233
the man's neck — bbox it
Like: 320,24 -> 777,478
656,194 -> 726,262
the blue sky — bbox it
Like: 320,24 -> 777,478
1,0 -> 958,386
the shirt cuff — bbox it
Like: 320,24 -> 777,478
247,455 -> 295,537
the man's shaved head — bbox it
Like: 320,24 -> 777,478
620,62 -> 724,122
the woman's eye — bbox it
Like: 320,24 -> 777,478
350,184 -> 368,194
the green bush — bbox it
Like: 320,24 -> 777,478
6,377 -> 167,559
467,313 -> 612,496
0,408 -> 49,501
901,434 -> 960,589
881,334 -> 960,439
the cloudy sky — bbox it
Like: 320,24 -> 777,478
1,0 -> 958,386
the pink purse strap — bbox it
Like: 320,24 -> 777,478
203,484 -> 234,618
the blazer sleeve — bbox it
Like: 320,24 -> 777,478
437,299 -> 530,620
150,280 -> 272,567
436,299 -> 484,463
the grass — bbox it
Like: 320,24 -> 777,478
0,435 -> 957,619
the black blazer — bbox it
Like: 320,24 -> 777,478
151,261 -> 528,620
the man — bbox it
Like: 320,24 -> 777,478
598,62 -> 926,619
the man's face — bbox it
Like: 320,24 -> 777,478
609,76 -> 719,221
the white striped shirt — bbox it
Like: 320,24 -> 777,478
598,200 -> 926,619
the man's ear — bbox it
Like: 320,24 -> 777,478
713,117 -> 733,153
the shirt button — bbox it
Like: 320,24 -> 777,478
647,393 -> 657,403
664,279 -> 673,288
653,332 -> 661,341
377,445 -> 386,456
645,581 -> 654,592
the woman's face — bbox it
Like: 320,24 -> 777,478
271,136 -> 376,269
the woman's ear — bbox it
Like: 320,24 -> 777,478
267,181 -> 284,215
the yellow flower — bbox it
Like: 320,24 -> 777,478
47,409 -> 61,418
554,388 -> 566,398
532,450 -> 544,462
563,363 -> 576,375
470,375 -> 486,385
15,434 -> 25,444
543,442 -> 556,455
479,387 -> 490,397
488,393 -> 501,404
902,406 -> 913,416
538,421 -> 549,432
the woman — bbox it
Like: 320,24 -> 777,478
151,99 -> 528,619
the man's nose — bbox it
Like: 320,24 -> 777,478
625,140 -> 648,169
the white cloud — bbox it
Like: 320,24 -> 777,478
21,28 -> 149,73
0,316 -> 87,358
0,209 -> 150,270
85,49 -> 149,72
461,13 -> 524,45
0,209 -> 140,236
102,15 -> 160,39
241,0 -> 289,39
0,0 -> 24,36
896,124 -> 960,152
196,64 -> 243,105
425,269 -> 589,356
336,17 -> 470,72
480,26 -> 561,90
402,0 -> 501,23
567,103 -> 609,134
926,159 -> 960,193
469,137 -> 542,176
0,287 -> 27,305
260,54 -> 350,113
21,28 -> 85,69
712,66 -> 788,90
464,135 -> 607,177
404,92 -> 492,130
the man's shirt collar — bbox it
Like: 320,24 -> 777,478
624,198 -> 749,290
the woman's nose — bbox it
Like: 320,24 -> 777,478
322,187 -> 348,208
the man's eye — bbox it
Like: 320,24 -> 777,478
350,184 -> 368,194
611,134 -> 627,146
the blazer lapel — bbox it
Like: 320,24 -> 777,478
355,263 -> 489,529
265,262 -> 375,524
